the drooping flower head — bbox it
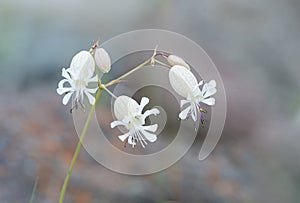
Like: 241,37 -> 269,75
56,51 -> 98,107
111,96 -> 160,148
169,65 -> 217,123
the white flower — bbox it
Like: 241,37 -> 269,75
167,55 -> 190,70
56,50 -> 98,106
169,65 -> 217,122
94,48 -> 111,73
111,96 -> 160,148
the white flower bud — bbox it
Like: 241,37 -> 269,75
94,48 -> 111,73
169,65 -> 198,98
167,55 -> 190,70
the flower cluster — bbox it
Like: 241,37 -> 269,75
57,44 -> 219,203
56,46 -> 111,109
57,46 -> 217,148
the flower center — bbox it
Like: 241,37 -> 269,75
129,115 -> 143,128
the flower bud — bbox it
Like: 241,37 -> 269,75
94,48 -> 111,73
167,55 -> 190,70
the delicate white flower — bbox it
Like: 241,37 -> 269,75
167,55 -> 190,70
94,48 -> 111,73
56,50 -> 98,106
169,65 -> 217,122
111,96 -> 160,148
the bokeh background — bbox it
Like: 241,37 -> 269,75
1,0 -> 300,202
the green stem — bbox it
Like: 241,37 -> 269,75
101,85 -> 117,99
154,58 -> 170,68
59,89 -> 102,203
105,59 -> 151,87
29,177 -> 39,203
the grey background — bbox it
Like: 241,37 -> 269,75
0,0 -> 299,202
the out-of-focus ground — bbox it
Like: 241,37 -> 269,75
1,0 -> 300,202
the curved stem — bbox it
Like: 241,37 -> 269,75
59,89 -> 102,203
104,59 -> 151,87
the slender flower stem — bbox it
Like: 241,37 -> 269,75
154,58 -> 170,68
29,177 -> 39,203
104,59 -> 151,87
59,89 -> 102,203
101,84 -> 117,99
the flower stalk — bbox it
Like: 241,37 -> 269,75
59,89 -> 102,203
104,58 -> 151,87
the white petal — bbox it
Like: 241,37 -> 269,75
192,80 -> 204,96
62,68 -> 72,80
179,106 -> 191,120
62,92 -> 73,105
138,97 -> 149,114
143,124 -> 158,132
57,87 -> 72,95
111,120 -> 126,128
70,51 -> 95,80
58,79 -> 69,89
202,80 -> 217,97
141,130 -> 157,142
94,48 -> 111,73
84,91 -> 96,105
201,98 -> 215,106
167,55 -> 190,70
114,96 -> 139,121
203,88 -> 217,98
86,87 -> 98,94
181,100 -> 190,108
191,104 -> 197,121
208,80 -> 216,88
142,108 -> 160,120
118,132 -> 130,142
169,65 -> 198,98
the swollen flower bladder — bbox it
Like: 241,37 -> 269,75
111,96 -> 160,148
169,65 -> 217,122
56,50 -> 98,107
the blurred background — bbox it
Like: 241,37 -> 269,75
1,0 -> 300,202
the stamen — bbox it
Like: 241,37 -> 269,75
137,131 -> 145,148
79,100 -> 86,112
137,131 -> 147,146
70,101 -> 78,114
199,108 -> 207,113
